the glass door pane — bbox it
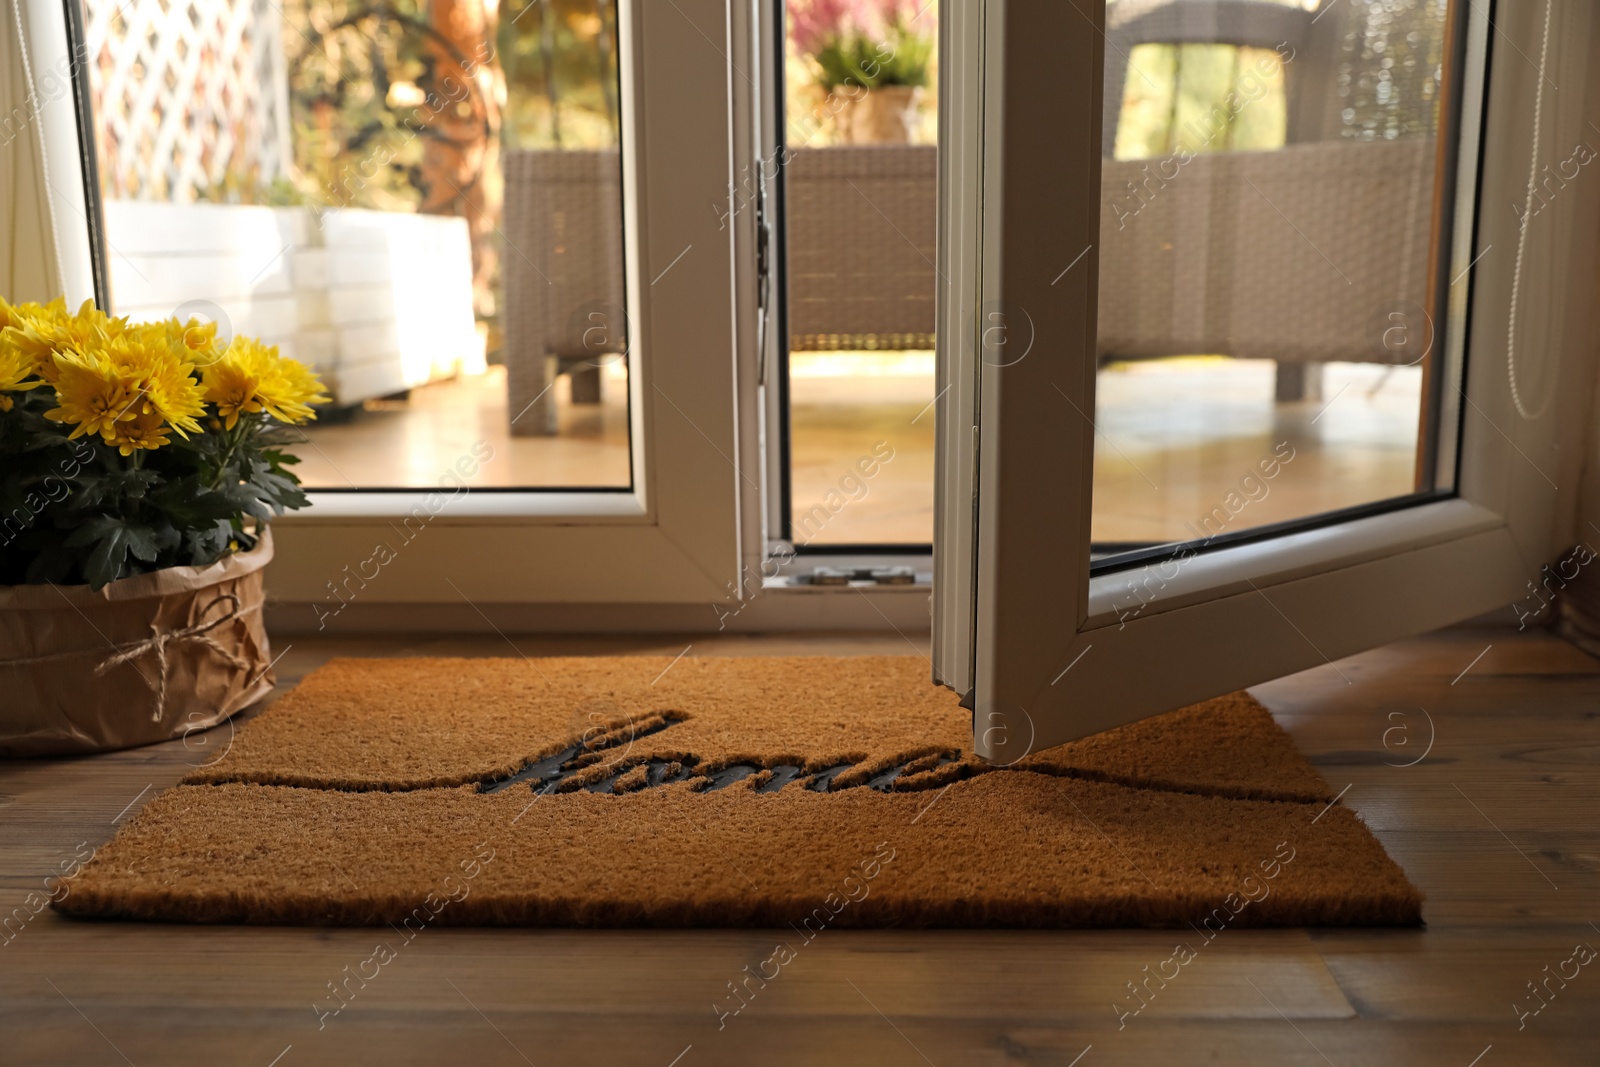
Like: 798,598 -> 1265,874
83,0 -> 630,490
1093,0 -> 1457,553
781,0 -> 938,547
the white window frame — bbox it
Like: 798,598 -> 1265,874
43,0 -> 769,609
935,0 -> 1600,759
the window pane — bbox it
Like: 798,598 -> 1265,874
85,0 -> 630,490
1093,0 -> 1453,550
783,0 -> 938,547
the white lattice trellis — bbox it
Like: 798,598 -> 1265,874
85,0 -> 290,201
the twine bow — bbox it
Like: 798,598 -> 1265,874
93,593 -> 259,721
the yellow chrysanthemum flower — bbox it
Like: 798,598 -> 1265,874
43,349 -> 139,441
0,295 -> 53,333
145,317 -> 224,367
200,341 -> 268,430
101,409 -> 173,456
105,333 -> 206,438
265,352 -> 331,424
0,297 -> 66,381
3,298 -> 128,383
203,338 -> 329,429
0,334 -> 42,411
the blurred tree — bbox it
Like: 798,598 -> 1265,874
419,0 -> 503,317
497,0 -> 619,148
1333,0 -> 1447,142
276,0 -> 622,337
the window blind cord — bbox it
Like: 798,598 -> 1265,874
1507,0 -> 1555,422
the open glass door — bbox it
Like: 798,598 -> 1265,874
934,0 -> 1600,758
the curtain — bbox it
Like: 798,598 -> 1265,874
1,0 -> 68,303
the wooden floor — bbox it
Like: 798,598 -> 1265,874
2,623 -> 1597,1065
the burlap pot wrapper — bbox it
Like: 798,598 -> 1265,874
0,527 -> 275,756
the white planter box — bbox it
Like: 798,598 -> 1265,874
102,201 -> 482,407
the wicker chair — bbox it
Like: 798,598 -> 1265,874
502,150 -> 626,437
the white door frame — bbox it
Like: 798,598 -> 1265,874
45,0 -> 769,613
268,0 -> 765,612
936,0 -> 1600,759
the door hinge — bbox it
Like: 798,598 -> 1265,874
755,175 -> 771,385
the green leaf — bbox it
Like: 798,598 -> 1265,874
183,521 -> 234,565
67,515 -> 162,589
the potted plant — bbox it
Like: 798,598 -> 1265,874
0,296 -> 327,755
791,0 -> 935,144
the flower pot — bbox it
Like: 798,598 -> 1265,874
831,85 -> 923,144
0,529 -> 276,756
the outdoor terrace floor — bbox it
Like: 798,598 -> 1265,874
293,355 -> 1422,548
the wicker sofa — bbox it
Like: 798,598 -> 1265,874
1096,0 -> 1441,399
501,0 -> 1440,432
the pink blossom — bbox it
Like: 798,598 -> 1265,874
789,0 -> 936,57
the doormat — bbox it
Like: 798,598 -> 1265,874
56,656 -> 1422,927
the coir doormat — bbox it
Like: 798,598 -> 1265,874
56,656 -> 1422,927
